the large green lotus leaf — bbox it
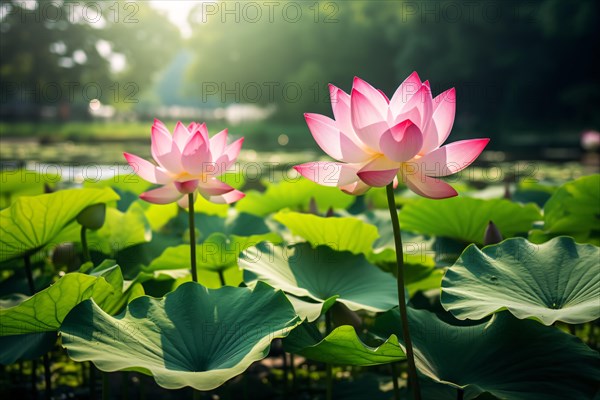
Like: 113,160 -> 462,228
529,174 -> 600,245
219,170 -> 246,190
357,209 -> 436,267
83,174 -> 152,195
273,211 -> 379,255
511,180 -> 558,207
139,202 -> 179,231
190,194 -> 230,217
141,266 -> 244,290
175,171 -> 245,217
146,232 -> 280,273
400,197 -> 541,245
114,232 -> 183,278
60,281 -> 301,390
284,322 -> 405,366
162,209 -> 274,242
240,243 -> 398,312
373,308 -> 600,400
285,295 -> 338,322
235,178 -> 353,216
0,331 -> 57,364
0,169 -> 61,204
441,237 -> 600,325
86,260 -> 145,315
87,203 -> 151,255
0,188 -> 119,262
0,272 -> 114,335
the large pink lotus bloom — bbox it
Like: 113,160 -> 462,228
124,119 -> 244,207
294,73 -> 489,198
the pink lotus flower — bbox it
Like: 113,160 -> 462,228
294,72 -> 489,198
124,119 -> 244,207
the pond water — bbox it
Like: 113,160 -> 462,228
1,138 -> 596,186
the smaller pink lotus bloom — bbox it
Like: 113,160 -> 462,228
294,73 -> 490,199
581,130 -> 600,151
124,119 -> 245,207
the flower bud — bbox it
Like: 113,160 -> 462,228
484,220 -> 503,246
76,203 -> 106,230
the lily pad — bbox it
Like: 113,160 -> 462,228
273,211 -> 379,255
141,202 -> 179,231
163,209 -> 274,243
0,168 -> 60,205
60,282 -> 301,390
284,322 -> 405,366
0,272 -> 113,335
529,174 -> 600,245
373,308 -> 600,400
87,202 -> 151,256
240,243 -> 399,312
86,260 -> 145,315
0,188 -> 119,262
400,197 -> 541,245
285,295 -> 338,322
83,174 -> 153,195
146,232 -> 280,274
235,178 -> 354,216
441,237 -> 600,325
359,209 -> 436,267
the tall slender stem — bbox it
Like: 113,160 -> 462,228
390,362 -> 400,400
282,348 -> 288,396
218,270 -> 226,286
385,183 -> 421,400
23,254 -> 35,294
81,226 -> 90,263
325,310 -> 333,400
188,193 -> 198,283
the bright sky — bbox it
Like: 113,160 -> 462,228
149,1 -> 198,38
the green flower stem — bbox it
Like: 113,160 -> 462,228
385,183 -> 421,400
80,226 -> 90,263
325,309 -> 333,400
23,254 -> 35,295
188,193 -> 198,283
391,362 -> 400,400
218,270 -> 226,286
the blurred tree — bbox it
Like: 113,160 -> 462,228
183,0 -> 599,140
184,1 -> 399,122
0,0 -> 180,115
391,0 -> 600,140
